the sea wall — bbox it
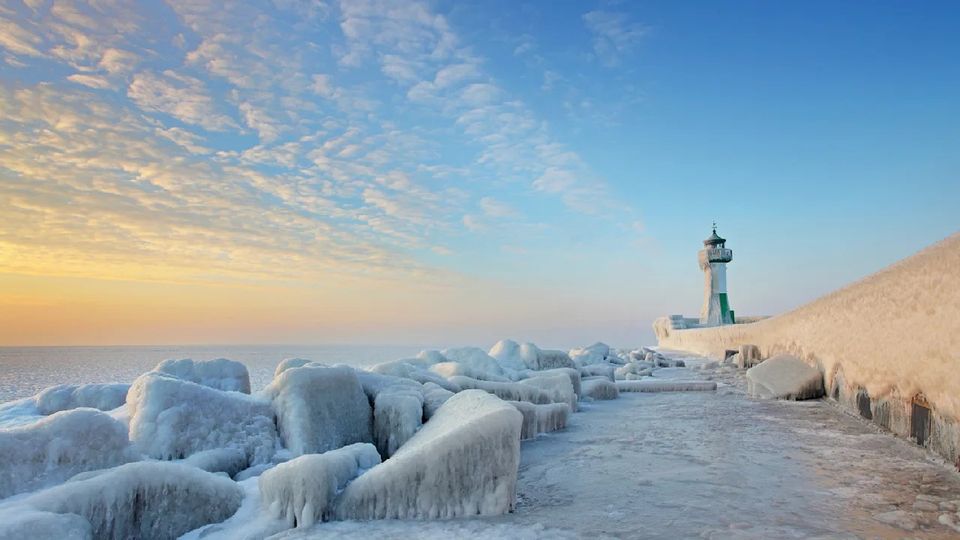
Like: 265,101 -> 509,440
655,233 -> 960,467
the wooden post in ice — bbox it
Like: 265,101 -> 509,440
699,223 -> 734,326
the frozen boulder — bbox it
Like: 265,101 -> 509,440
536,349 -> 576,370
414,349 -> 448,366
182,447 -> 249,478
373,384 -> 424,459
0,509 -> 91,540
738,344 -> 763,368
440,347 -> 506,378
615,362 -> 650,381
746,355 -> 824,400
260,443 -> 381,528
266,365 -> 373,456
508,401 -> 570,440
421,382 -> 455,419
274,358 -> 315,378
35,383 -> 130,415
23,461 -> 243,540
369,360 -> 461,391
488,339 -> 528,372
581,378 -> 619,400
616,380 -> 717,392
128,372 -> 277,463
154,358 -> 251,393
354,370 -> 423,402
580,363 -> 616,381
537,367 -> 582,398
430,362 -> 509,382
0,408 -> 134,499
449,376 -> 552,404
569,342 -> 611,366
332,390 -> 522,520
520,372 -> 577,412
518,342 -> 542,369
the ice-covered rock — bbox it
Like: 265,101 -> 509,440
449,376 -> 552,404
614,362 -> 651,381
581,378 -> 619,400
0,408 -> 134,499
616,380 -> 717,392
35,383 -> 130,415
520,372 -> 577,412
154,358 -> 251,393
266,365 -> 373,456
508,401 -> 570,440
430,361 -> 509,382
536,349 -> 577,370
127,372 -> 277,463
332,390 -> 522,520
22,461 -> 243,540
580,363 -> 616,381
421,382 -> 455,419
569,342 -> 611,366
259,443 -> 381,528
738,345 -> 762,368
414,349 -> 448,366
0,509 -> 91,540
373,384 -> 423,459
439,347 -> 506,378
536,367 -> 582,398
354,370 -> 423,402
369,360 -> 461,391
182,447 -> 250,478
746,355 -> 824,400
488,339 -> 529,372
274,358 -> 315,378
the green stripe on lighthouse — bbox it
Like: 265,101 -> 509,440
718,293 -> 730,324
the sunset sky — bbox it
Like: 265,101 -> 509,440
1,0 -> 958,347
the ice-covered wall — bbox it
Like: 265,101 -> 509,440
656,233 -> 960,463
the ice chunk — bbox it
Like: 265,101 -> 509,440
369,360 -> 462,391
581,378 -> 619,400
414,349 -> 448,365
421,382 -> 455,419
266,365 -> 373,456
0,509 -> 91,540
616,380 -> 717,392
569,342 -> 611,366
332,390 -> 522,520
580,363 -> 616,381
488,339 -> 528,371
737,344 -> 763,368
746,355 -> 824,400
154,358 -> 251,393
127,372 -> 277,463
439,347 -> 506,378
0,396 -> 43,429
536,349 -> 576,370
520,372 -> 577,412
354,370 -> 423,402
35,383 -> 130,415
259,443 -> 381,528
507,401 -> 570,440
23,461 -> 243,540
430,362 -> 509,382
536,367 -> 582,398
274,358 -> 315,378
182,447 -> 250,478
449,376 -> 552,404
0,408 -> 134,499
614,362 -> 650,381
373,385 -> 423,459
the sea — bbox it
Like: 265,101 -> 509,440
0,345 -> 426,403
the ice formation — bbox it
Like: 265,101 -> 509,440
449,376 -> 552,404
569,342 -> 611,366
34,383 -> 130,415
430,361 -> 510,382
21,461 -> 243,540
520,372 -> 577,412
373,384 -> 423,459
332,390 -> 522,520
265,365 -> 372,456
182,447 -> 250,478
488,339 -> 529,372
274,358 -> 315,377
615,380 -> 717,392
537,349 -> 577,370
0,509 -> 91,540
581,378 -> 620,400
259,443 -> 381,528
369,360 -> 462,391
580,363 -> 616,381
421,382 -> 455,419
0,408 -> 133,499
508,401 -> 570,440
746,355 -> 824,400
439,347 -> 507,378
127,372 -> 277,463
614,362 -> 652,380
154,358 -> 251,393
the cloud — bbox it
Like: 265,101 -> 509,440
67,73 -> 111,89
128,70 -> 238,131
479,197 -> 517,219
582,10 -> 645,67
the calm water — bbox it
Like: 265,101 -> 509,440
0,345 -> 426,403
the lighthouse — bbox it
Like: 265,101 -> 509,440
699,223 -> 734,326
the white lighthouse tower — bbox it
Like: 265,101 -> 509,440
699,223 -> 735,326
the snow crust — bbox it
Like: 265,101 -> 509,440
746,355 -> 824,400
35,383 -> 130,415
615,380 -> 717,393
259,443 -> 381,528
581,378 -> 619,400
449,376 -> 552,404
508,401 -> 570,440
0,408 -> 133,499
265,365 -> 372,456
332,390 -> 522,520
21,461 -> 243,540
154,358 -> 251,393
127,372 -> 277,463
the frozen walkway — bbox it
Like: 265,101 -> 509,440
274,355 -> 960,540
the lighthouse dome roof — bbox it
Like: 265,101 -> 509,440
703,228 -> 726,246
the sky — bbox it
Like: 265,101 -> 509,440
0,0 -> 957,349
